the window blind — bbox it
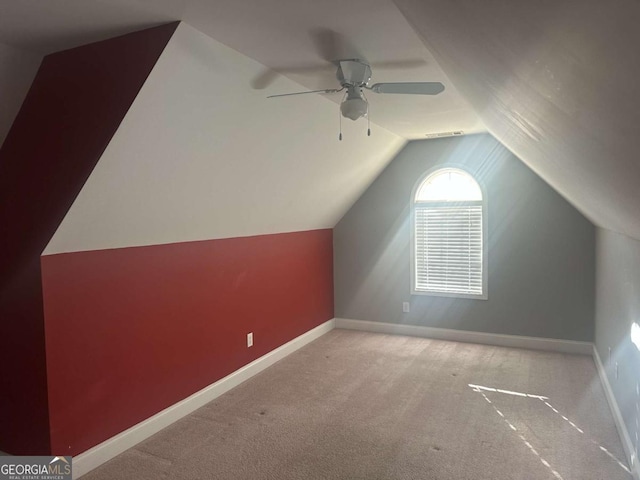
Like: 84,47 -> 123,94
414,203 -> 483,295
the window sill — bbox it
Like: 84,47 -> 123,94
412,289 -> 488,300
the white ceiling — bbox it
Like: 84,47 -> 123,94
0,0 -> 484,140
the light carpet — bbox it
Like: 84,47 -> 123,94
81,329 -> 631,479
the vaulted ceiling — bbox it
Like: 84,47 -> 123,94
395,0 -> 640,240
1,0 -> 639,245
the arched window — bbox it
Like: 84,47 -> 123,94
412,167 -> 487,298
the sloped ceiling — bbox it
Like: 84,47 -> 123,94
394,0 -> 640,241
44,23 -> 404,254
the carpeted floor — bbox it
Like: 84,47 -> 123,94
82,329 -> 632,479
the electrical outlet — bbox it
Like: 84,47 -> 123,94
609,346 -> 612,363
402,302 -> 410,313
247,332 -> 253,348
615,362 -> 619,380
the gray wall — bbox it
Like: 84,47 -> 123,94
334,134 -> 595,341
595,228 -> 640,455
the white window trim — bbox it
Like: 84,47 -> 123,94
410,165 -> 488,300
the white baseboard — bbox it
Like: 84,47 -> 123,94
334,318 -> 593,355
593,346 -> 640,480
73,318 -> 335,479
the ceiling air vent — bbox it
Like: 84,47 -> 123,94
425,131 -> 464,139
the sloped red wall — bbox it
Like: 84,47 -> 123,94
0,22 -> 178,454
41,229 -> 333,455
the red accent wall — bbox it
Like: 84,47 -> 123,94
0,23 -> 178,454
41,229 -> 333,455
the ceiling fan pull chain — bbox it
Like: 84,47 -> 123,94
365,91 -> 371,137
339,90 -> 348,141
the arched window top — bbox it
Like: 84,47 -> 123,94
415,168 -> 482,202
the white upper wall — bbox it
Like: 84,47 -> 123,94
44,23 -> 404,254
0,42 -> 41,147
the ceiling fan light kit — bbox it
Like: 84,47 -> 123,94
340,87 -> 368,121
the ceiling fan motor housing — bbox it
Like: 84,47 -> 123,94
337,59 -> 372,87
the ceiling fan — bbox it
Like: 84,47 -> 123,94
267,58 -> 445,123
263,29 -> 444,138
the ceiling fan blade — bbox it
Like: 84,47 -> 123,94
267,88 -> 343,98
309,27 -> 364,63
370,59 -> 427,70
252,68 -> 281,90
252,63 -> 336,90
368,82 -> 445,95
